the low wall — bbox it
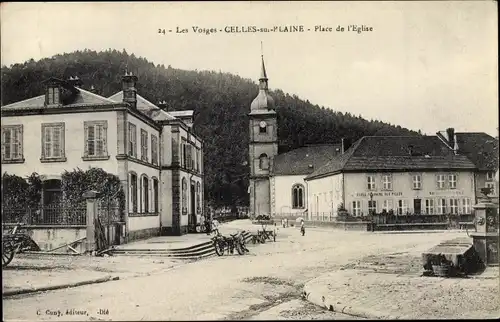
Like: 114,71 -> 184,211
373,223 -> 449,231
306,220 -> 372,231
272,220 -> 371,231
127,215 -> 161,242
12,225 -> 87,252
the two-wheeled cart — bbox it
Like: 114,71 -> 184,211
2,223 -> 40,267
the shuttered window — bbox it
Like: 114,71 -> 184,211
1,125 -> 23,162
141,129 -> 148,162
41,123 -> 65,161
151,135 -> 158,165
128,123 -> 137,157
46,87 -> 60,105
186,144 -> 192,169
84,121 -> 108,159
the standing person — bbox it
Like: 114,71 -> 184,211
300,219 -> 305,236
205,216 -> 211,235
212,218 -> 220,235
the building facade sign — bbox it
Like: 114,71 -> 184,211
355,192 -> 402,198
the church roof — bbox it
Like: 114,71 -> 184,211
272,144 -> 342,176
306,136 -> 477,180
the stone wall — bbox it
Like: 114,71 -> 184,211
16,226 -> 87,252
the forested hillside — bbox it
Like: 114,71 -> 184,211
1,49 -> 420,207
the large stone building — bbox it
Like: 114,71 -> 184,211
305,136 -> 477,218
1,73 -> 204,239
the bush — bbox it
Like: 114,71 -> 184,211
2,172 -> 42,209
61,167 -> 125,215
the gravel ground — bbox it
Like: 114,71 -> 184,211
3,222 -> 472,321
3,254 -> 185,293
305,246 -> 500,320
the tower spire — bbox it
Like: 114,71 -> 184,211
260,41 -> 268,80
250,42 -> 275,111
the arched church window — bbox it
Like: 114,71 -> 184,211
292,184 -> 305,209
259,153 -> 269,170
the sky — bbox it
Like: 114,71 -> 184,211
1,1 -> 498,137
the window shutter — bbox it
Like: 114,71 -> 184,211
53,127 -> 61,157
53,87 -> 59,104
191,146 -> 195,170
11,129 -> 18,158
44,127 -> 52,158
98,125 -> 105,156
88,125 -> 95,155
102,124 -> 107,155
188,145 -> 191,168
151,136 -> 154,163
1,129 -> 7,159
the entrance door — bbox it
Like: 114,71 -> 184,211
413,199 -> 422,215
189,182 -> 196,231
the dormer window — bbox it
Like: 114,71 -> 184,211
46,86 -> 60,106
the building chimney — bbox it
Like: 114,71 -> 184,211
446,128 -> 455,148
89,85 -> 97,94
341,138 -> 345,154
67,76 -> 83,87
157,100 -> 168,111
122,71 -> 138,109
453,134 -> 459,154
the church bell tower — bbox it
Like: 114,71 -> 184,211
248,54 -> 278,217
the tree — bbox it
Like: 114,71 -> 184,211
1,50 -> 420,207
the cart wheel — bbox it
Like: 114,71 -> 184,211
2,242 -> 15,267
195,226 -> 201,233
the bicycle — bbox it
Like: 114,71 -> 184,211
211,229 -> 247,256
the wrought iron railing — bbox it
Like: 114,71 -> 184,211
2,204 -> 86,226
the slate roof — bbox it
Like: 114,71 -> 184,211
455,132 -> 499,171
108,92 -> 176,121
306,136 -> 477,180
2,87 -> 117,110
272,144 -> 342,176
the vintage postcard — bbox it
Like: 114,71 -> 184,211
1,1 -> 498,321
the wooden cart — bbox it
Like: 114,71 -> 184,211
2,223 -> 40,267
